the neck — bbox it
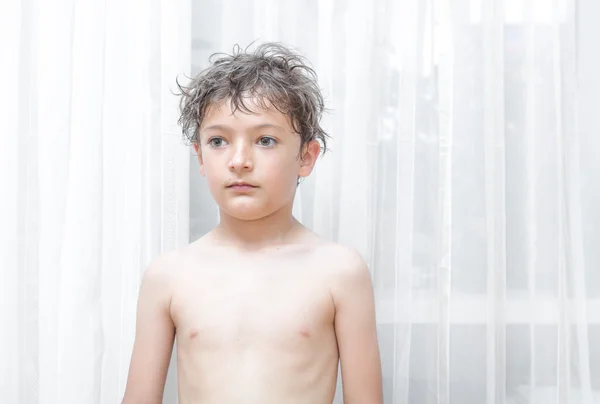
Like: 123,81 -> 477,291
213,204 -> 301,250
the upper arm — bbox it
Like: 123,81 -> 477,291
122,256 -> 176,404
332,248 -> 383,404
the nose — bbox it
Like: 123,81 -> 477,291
228,141 -> 253,172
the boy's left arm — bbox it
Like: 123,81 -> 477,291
332,250 -> 383,404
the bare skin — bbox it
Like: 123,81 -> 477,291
122,98 -> 383,403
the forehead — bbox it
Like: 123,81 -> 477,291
200,97 -> 293,134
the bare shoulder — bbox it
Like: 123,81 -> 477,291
143,249 -> 180,281
141,241 -> 203,289
314,241 -> 370,277
311,241 -> 372,301
310,242 -> 375,326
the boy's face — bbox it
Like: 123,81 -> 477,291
193,98 -> 320,221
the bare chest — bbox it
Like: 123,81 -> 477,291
170,265 -> 335,352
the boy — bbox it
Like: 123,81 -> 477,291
121,43 -> 383,404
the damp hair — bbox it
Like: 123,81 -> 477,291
176,42 -> 329,154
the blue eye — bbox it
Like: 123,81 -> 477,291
208,137 -> 227,147
258,136 -> 277,147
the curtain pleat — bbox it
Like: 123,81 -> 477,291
0,1 -> 190,403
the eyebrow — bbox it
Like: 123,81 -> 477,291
202,123 -> 287,133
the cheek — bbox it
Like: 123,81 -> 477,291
263,157 -> 300,184
201,153 -> 223,175
202,159 -> 225,191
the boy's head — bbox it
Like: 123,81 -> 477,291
178,42 -> 328,221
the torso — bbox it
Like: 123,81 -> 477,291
168,237 -> 340,404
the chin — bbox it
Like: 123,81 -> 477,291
220,200 -> 276,221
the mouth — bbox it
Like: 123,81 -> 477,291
226,182 -> 258,191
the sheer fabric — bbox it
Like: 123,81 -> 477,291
189,0 -> 600,403
0,1 -> 190,403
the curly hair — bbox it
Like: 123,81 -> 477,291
177,42 -> 329,154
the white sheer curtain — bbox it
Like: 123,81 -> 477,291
189,0 -> 600,403
0,1 -> 190,403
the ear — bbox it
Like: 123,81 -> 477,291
193,143 -> 205,176
298,140 -> 321,178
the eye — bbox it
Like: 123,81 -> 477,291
208,137 -> 227,147
257,136 -> 277,147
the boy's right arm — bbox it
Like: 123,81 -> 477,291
121,257 -> 176,404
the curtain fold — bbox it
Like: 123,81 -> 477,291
481,1 -> 507,403
0,0 -> 190,403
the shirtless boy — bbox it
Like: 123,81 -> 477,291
121,43 -> 383,404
